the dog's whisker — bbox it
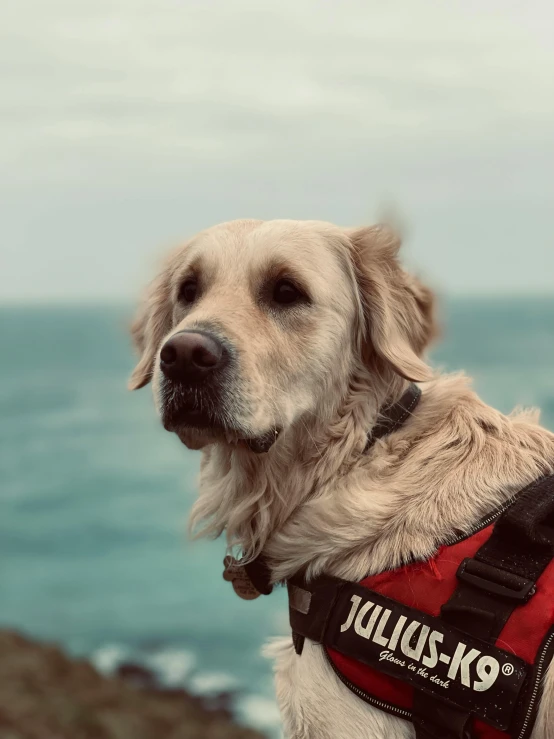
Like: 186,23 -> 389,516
300,417 -> 326,462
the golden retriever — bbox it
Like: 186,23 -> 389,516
129,219 -> 554,738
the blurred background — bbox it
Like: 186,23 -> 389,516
1,1 -> 553,737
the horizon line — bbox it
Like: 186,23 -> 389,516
1,292 -> 554,308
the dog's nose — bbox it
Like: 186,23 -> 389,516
160,331 -> 227,382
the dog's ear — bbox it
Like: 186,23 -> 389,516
128,267 -> 173,390
349,225 -> 438,382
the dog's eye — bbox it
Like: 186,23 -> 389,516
272,279 -> 303,306
179,279 -> 198,304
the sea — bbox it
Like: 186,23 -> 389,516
1,298 -> 553,737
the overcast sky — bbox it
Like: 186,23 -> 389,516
1,0 -> 553,302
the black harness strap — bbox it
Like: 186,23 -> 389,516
413,473 -> 554,739
473,473 -> 554,582
288,576 -> 344,645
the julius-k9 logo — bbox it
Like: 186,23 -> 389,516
340,594 -> 501,692
327,585 -> 528,730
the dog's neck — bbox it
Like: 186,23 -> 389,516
191,372 -> 554,585
190,366 -> 406,552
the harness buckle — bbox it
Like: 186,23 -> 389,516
457,557 -> 536,602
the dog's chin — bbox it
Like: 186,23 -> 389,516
175,426 -> 220,451
164,409 -> 281,454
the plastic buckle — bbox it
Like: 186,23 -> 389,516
457,558 -> 536,602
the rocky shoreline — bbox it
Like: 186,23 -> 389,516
0,630 -> 266,739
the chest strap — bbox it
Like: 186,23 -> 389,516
288,472 -> 554,739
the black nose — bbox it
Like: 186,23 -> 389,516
160,331 -> 227,383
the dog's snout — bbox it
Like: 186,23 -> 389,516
160,331 -> 227,382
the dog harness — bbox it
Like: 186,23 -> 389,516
287,475 -> 554,739
238,385 -> 554,738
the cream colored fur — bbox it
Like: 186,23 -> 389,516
130,219 -> 554,738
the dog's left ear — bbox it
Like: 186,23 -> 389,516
349,225 -> 438,382
128,267 -> 173,391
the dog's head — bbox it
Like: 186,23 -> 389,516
129,219 -> 437,452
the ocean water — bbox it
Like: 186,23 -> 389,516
1,299 -> 553,736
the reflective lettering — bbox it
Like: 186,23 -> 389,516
373,609 -> 392,647
387,615 -> 407,651
340,595 -> 361,633
474,656 -> 500,692
448,643 -> 480,687
400,621 -> 430,661
422,630 -> 444,669
355,603 -> 382,639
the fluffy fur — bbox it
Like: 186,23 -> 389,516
130,219 -> 554,738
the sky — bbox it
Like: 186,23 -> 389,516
1,0 -> 553,302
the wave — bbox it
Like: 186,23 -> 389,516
90,642 -> 281,737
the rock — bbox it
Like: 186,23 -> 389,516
115,662 -> 158,690
0,630 -> 266,739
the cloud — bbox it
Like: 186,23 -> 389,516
1,0 -> 553,300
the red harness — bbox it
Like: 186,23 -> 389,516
288,474 -> 554,739
326,515 -> 554,738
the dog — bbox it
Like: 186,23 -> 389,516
129,219 -> 554,738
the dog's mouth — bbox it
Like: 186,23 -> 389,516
163,405 -> 217,431
162,397 -> 281,454
242,428 -> 281,453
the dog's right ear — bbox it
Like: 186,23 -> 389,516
348,225 -> 438,382
128,268 -> 173,391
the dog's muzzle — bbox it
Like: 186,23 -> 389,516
159,329 -> 280,453
159,329 -> 229,430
